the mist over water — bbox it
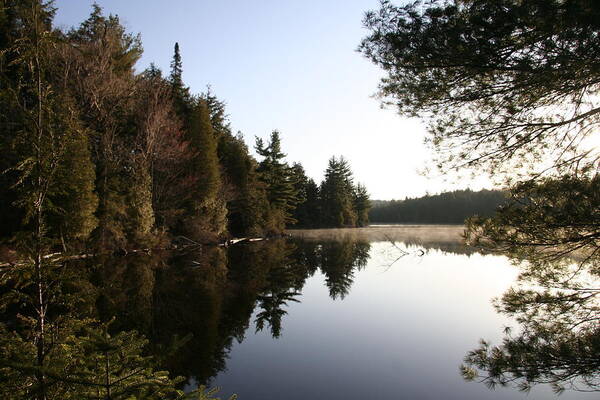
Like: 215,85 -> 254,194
199,226 -> 593,400
289,224 -> 473,255
13,225 -> 592,399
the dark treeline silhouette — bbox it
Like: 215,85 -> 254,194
291,156 -> 371,229
360,0 -> 600,394
68,238 -> 372,386
254,135 -> 371,230
369,189 -> 506,224
0,3 -> 372,399
0,2 -> 370,258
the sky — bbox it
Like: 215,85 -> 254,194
53,0 -> 493,200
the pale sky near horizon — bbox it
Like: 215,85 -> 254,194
53,0 -> 494,200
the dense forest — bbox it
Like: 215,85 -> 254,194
0,2 -> 373,399
0,3 -> 371,256
369,189 -> 507,224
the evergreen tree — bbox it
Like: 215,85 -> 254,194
47,123 -> 98,246
0,0 -> 25,238
320,157 -> 357,227
353,183 -> 371,227
0,4 -> 86,398
204,87 -> 230,138
360,0 -> 600,176
219,132 -> 271,237
255,131 -> 301,230
289,165 -> 320,228
183,99 -> 227,240
66,4 -> 145,250
126,160 -> 156,245
168,42 -> 193,120
369,189 -> 506,224
170,42 -> 183,89
303,178 -> 320,227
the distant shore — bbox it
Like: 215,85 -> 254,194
287,224 -> 465,244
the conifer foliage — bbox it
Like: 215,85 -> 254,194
0,2 -> 373,399
0,1 -> 372,249
255,131 -> 302,231
289,156 -> 372,228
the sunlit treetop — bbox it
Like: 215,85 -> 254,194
359,0 -> 600,178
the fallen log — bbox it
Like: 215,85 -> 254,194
0,236 -> 272,268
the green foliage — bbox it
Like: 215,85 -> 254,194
126,161 -> 156,246
461,252 -> 600,393
255,131 -> 301,230
169,42 -> 193,121
465,175 -> 599,262
460,179 -> 600,393
361,3 -> 600,394
353,184 -> 371,227
290,165 -> 318,228
189,100 -> 222,204
64,4 -> 145,250
287,156 -> 372,229
219,133 -> 271,236
319,239 -> 370,300
319,157 -> 358,227
0,317 -> 237,400
184,99 -> 227,240
360,0 -> 600,176
370,189 -> 506,224
0,0 -> 373,246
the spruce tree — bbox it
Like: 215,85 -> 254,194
48,123 -> 98,245
289,164 -> 320,228
353,183 -> 371,227
184,99 -> 227,239
219,132 -> 271,236
66,4 -> 147,250
168,42 -> 193,121
255,131 -> 301,230
170,42 -> 183,88
320,157 -> 357,227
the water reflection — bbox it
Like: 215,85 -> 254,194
84,229 -> 477,387
290,225 -> 477,255
462,254 -> 600,394
2,226 -> 597,398
99,239 -> 375,383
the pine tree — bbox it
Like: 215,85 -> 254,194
289,164 -> 320,228
0,3 -> 70,398
255,131 -> 301,230
219,132 -> 271,236
168,42 -> 193,121
320,157 -> 357,227
353,183 -> 371,227
170,42 -> 183,88
47,122 -> 98,245
66,4 -> 147,250
184,99 -> 227,240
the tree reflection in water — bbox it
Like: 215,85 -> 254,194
462,255 -> 600,394
0,251 -> 234,399
0,236 -> 376,396
13,229 -> 596,397
253,239 -> 371,337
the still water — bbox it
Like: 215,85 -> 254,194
98,226 -> 597,399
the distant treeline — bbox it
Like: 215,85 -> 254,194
0,4 -> 370,254
369,189 -> 506,224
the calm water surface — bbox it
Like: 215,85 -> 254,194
91,225 -> 595,399
167,226 -> 594,400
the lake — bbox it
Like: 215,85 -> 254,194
80,225 -> 598,399
119,225 -> 585,400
